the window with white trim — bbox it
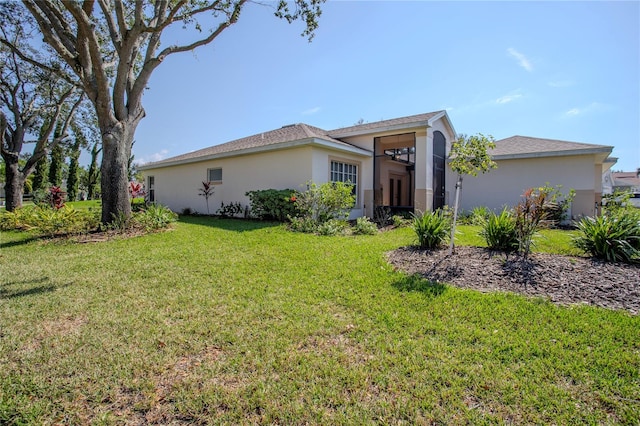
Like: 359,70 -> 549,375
207,168 -> 222,183
147,176 -> 155,202
330,160 -> 358,202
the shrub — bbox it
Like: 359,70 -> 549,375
288,216 -> 317,233
573,208 -> 640,263
216,201 -> 244,218
412,209 -> 451,249
246,189 -> 299,221
352,216 -> 378,235
132,204 -> 178,231
0,205 -> 100,236
317,219 -> 348,236
481,209 -> 518,252
469,206 -> 491,226
514,188 -> 550,259
293,181 -> 355,224
538,184 -> 575,227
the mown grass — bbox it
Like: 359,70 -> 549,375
0,216 -> 638,424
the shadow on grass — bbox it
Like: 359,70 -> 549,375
178,215 -> 282,232
392,274 -> 447,298
0,277 -> 70,299
0,235 -> 41,249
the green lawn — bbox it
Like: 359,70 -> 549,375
0,216 -> 638,424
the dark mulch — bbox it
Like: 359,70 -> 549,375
386,246 -> 640,314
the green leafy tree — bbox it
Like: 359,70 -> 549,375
10,1 -> 324,224
66,132 -> 83,202
0,3 -> 83,211
448,133 -> 497,254
31,155 -> 48,193
48,139 -> 64,187
86,142 -> 101,200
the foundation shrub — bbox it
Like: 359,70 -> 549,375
412,209 -> 451,249
573,192 -> 640,263
481,209 -> 518,252
352,216 -> 378,235
246,189 -> 299,221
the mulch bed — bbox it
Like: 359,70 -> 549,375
386,246 -> 640,315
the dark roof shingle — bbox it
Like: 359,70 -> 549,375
491,135 -> 612,158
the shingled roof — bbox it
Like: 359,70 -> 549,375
491,135 -> 613,160
140,123 -> 367,169
140,111 -> 449,169
329,111 -> 447,137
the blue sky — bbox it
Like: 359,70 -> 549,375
132,1 -> 639,172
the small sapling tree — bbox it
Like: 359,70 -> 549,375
448,134 -> 497,255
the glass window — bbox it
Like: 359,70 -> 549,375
330,160 -> 358,202
208,168 -> 222,183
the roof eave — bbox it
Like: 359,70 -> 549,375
138,137 -> 371,170
492,146 -> 613,161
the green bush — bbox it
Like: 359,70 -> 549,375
288,216 -> 318,233
411,209 -> 451,249
573,208 -> 640,263
469,206 -> 491,226
246,189 -> 299,221
0,205 -> 100,236
293,181 -> 355,224
352,216 -> 378,235
317,219 -> 348,236
481,209 -> 518,252
132,204 -> 178,231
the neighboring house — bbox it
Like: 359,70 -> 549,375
611,170 -> 640,193
610,170 -> 640,208
138,111 -> 457,218
460,136 -> 614,219
139,113 -> 615,220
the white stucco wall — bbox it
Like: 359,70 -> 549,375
142,145 -> 370,218
457,154 -> 602,218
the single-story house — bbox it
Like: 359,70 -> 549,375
459,135 -> 614,219
138,111 -> 457,218
138,112 -> 614,220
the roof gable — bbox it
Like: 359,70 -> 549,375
329,111 -> 448,137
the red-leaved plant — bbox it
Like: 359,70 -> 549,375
514,187 -> 549,259
198,181 -> 214,215
48,186 -> 66,210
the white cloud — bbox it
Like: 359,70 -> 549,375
138,149 -> 169,164
548,80 -> 574,88
507,48 -> 533,72
496,93 -> 523,104
496,89 -> 522,104
562,102 -> 608,118
301,106 -> 321,115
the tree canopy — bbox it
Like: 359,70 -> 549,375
6,0 -> 325,223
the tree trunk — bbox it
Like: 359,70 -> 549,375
448,174 -> 463,256
100,122 -> 134,224
4,158 -> 25,211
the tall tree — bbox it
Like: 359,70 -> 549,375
48,125 -> 65,187
31,155 -> 48,193
66,123 -> 89,202
86,141 -> 102,200
0,4 -> 83,211
15,0 -> 324,224
448,134 -> 497,255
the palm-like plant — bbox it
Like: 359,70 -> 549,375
198,181 -> 214,215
